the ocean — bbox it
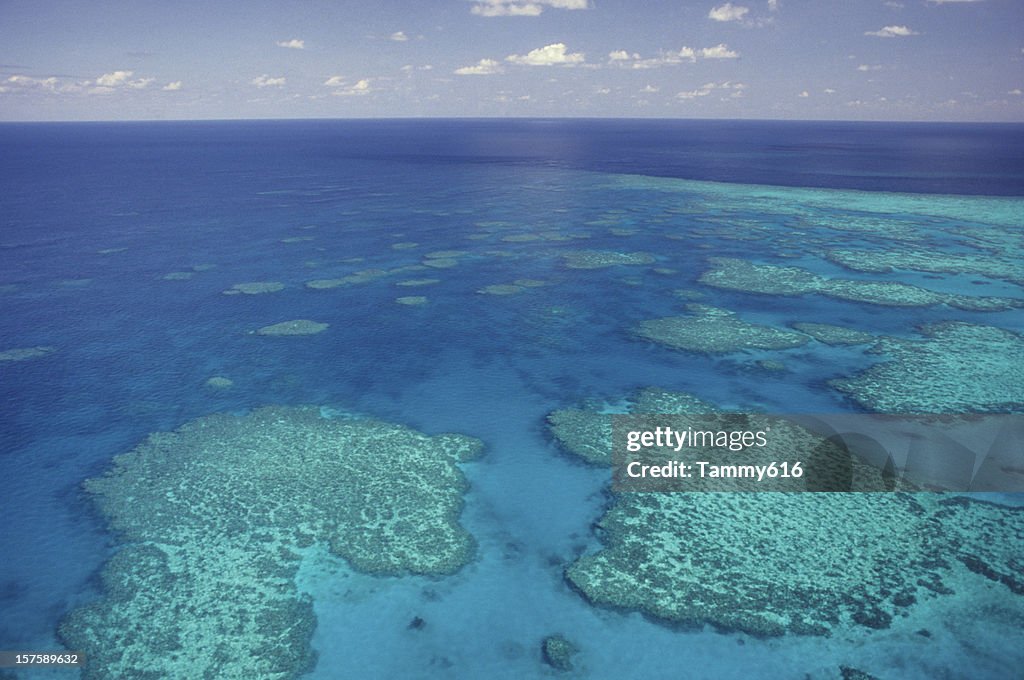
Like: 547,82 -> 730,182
1,119 -> 1022,679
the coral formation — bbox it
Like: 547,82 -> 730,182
700,257 -> 1022,311
60,406 -> 482,679
0,346 -> 56,361
541,635 -> 579,672
567,493 -> 1024,637
422,258 -> 459,269
635,304 -> 808,354
562,250 -> 656,269
832,322 -> 1024,413
255,320 -> 329,336
478,284 -> 524,296
827,249 -> 1024,287
553,389 -> 1024,637
548,388 -> 715,465
223,282 -> 285,295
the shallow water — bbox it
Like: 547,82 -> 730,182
1,120 -> 1022,679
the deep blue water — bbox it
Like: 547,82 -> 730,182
1,120 -> 1023,679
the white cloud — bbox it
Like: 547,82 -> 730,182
323,77 -> 372,95
596,87 -> 611,95
276,39 -> 305,49
709,3 -> 749,22
474,3 -> 541,16
927,0 -> 983,3
337,79 -> 371,96
5,74 -> 60,91
469,0 -> 587,17
162,81 -> 182,91
865,25 -> 918,37
798,90 -> 809,97
1009,89 -> 1023,95
93,70 -> 153,90
641,84 -> 660,93
252,74 -> 286,88
768,0 -> 779,10
609,45 -> 735,69
96,71 -> 132,87
608,50 -> 639,61
677,81 -> 745,99
700,44 -> 740,59
857,64 -> 882,71
390,31 -> 409,42
455,58 -> 503,75
677,88 -> 711,99
678,47 -> 698,62
506,43 -> 584,66
824,88 -> 837,94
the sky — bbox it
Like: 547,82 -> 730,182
1,0 -> 1022,121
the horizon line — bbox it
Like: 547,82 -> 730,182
2,115 -> 1024,125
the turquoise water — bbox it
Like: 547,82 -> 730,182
1,121 -> 1022,679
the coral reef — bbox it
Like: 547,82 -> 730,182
255,320 -> 329,336
223,282 -> 285,295
0,346 -> 56,361
700,257 -> 1022,311
562,250 -> 655,269
60,406 -> 482,679
478,284 -> 524,296
635,304 -> 808,354
832,322 -> 1024,413
827,249 -> 1024,287
541,635 -> 579,672
554,390 -> 1024,637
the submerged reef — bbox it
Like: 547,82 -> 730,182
827,249 -> 1024,287
635,304 -> 808,354
61,406 -> 482,679
561,250 -> 655,269
255,320 -> 329,336
552,389 -> 1024,637
478,284 -> 525,296
566,493 -> 1024,637
700,257 -> 1022,311
791,322 -> 875,346
548,387 -> 714,465
832,322 -> 1024,413
541,635 -> 579,672
0,346 -> 56,361
204,376 -> 233,389
223,281 -> 285,295
396,278 -> 440,287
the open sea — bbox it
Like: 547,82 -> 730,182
1,119 -> 1023,679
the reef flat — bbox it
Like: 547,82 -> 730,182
551,390 -> 1024,638
832,322 -> 1024,413
60,406 -> 482,679
700,257 -> 1022,311
635,304 -> 808,354
567,492 -> 1024,637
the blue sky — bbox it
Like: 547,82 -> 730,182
1,0 -> 1021,121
